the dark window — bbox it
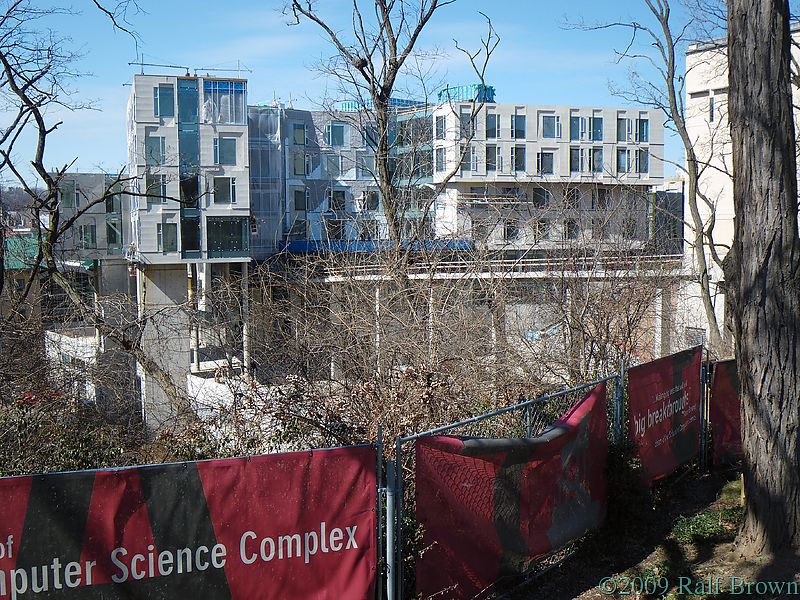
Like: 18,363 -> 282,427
208,217 -> 248,256
181,218 -> 200,252
154,84 -> 175,118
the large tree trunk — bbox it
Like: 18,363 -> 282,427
726,0 -> 800,555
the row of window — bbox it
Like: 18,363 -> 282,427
145,134 -> 239,166
436,146 -> 650,175
143,174 -> 237,207
492,217 -> 642,242
75,218 -> 122,250
437,113 -> 650,143
291,188 -> 381,212
152,81 -> 247,125
154,217 -> 248,254
464,187 -> 643,211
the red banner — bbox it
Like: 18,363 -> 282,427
415,383 -> 608,600
710,359 -> 742,465
0,446 -> 376,599
628,346 -> 702,484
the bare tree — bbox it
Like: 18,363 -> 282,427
726,0 -> 800,556
569,0 -> 732,355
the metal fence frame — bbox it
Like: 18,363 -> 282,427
384,369 -> 625,600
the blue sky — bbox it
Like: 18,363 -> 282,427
24,0 -> 695,179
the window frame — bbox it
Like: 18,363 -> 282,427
213,176 -> 237,204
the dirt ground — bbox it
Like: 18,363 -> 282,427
512,469 -> 800,599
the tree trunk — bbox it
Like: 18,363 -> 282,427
726,0 -> 800,555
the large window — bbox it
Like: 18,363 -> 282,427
537,151 -> 554,175
570,115 -> 581,141
617,148 -> 631,174
460,144 -> 476,172
213,177 -> 236,204
156,223 -> 177,252
565,189 -> 581,209
589,116 -> 603,141
459,110 -> 473,139
541,115 -> 561,138
636,148 -> 650,173
435,147 -> 446,172
293,188 -> 308,211
180,174 -> 200,208
364,190 -> 379,211
208,217 -> 248,256
357,151 -> 375,179
590,147 -> 603,173
637,118 -> 650,142
203,80 -> 246,124
592,188 -> 610,210
617,118 -> 630,143
570,147 -> 582,173
504,219 -> 519,242
78,222 -> 97,249
327,189 -> 346,212
435,115 -> 446,140
293,153 -> 308,176
486,113 -> 498,139
324,154 -> 341,178
145,136 -> 166,166
512,145 -> 526,172
532,188 -> 550,208
563,219 -> 580,240
59,180 -> 79,209
106,218 -> 123,250
326,219 -> 345,240
145,174 -> 167,207
486,144 -> 498,172
181,217 -> 201,252
325,122 -> 347,147
293,123 -> 306,145
153,84 -> 175,118
511,114 -> 526,139
214,137 -> 237,165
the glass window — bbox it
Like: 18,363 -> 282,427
569,147 -> 581,173
590,147 -> 603,173
459,110 -> 473,139
570,115 -> 581,141
326,123 -> 346,147
512,145 -> 526,172
435,147 -> 446,172
592,217 -> 608,239
564,219 -> 580,240
460,144 -> 475,172
202,80 -> 246,125
709,96 -> 715,123
357,151 -> 375,179
324,154 -> 341,178
486,144 -> 497,171
145,136 -> 166,166
293,153 -> 307,176
360,219 -> 378,240
154,84 -> 175,118
617,118 -> 629,142
590,116 -> 603,141
293,188 -> 307,211
59,180 -> 78,208
180,174 -> 199,208
537,151 -> 554,175
541,115 -> 560,138
534,219 -> 550,240
326,219 -> 345,240
636,148 -> 650,173
106,217 -> 122,249
592,188 -> 610,209
512,114 -> 526,139
532,188 -> 550,208
565,189 -> 581,209
214,137 -> 236,165
214,177 -> 236,204
637,118 -> 650,142
617,148 -> 630,174
79,222 -> 97,249
364,125 -> 378,148
208,217 -> 248,255
178,79 -> 199,124
504,219 -> 519,242
293,123 -> 306,145
364,190 -> 379,211
486,113 -> 497,139
328,189 -> 346,211
180,217 -> 200,252
157,223 -> 177,252
435,115 -> 446,140
145,174 -> 167,206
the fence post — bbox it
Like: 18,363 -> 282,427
524,403 -> 531,437
700,356 -> 711,470
614,360 -> 626,444
395,438 -> 404,600
385,459 -> 396,600
377,427 -> 384,600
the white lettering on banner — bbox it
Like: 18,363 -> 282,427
0,521 -> 361,597
632,381 -> 697,441
239,521 -> 360,566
